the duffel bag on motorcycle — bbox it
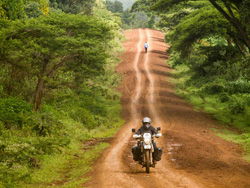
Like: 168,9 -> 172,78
131,146 -> 141,161
154,147 -> 163,161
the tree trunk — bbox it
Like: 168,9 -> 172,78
33,57 -> 49,111
226,37 -> 232,46
33,77 -> 44,111
209,0 -> 250,52
7,66 -> 16,95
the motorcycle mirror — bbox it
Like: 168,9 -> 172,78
132,128 -> 136,132
157,127 -> 161,131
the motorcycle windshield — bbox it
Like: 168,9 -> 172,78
143,133 -> 151,139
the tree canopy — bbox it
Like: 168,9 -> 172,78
0,0 -> 49,20
49,0 -> 96,15
106,0 -> 124,13
0,12 -> 114,110
143,0 -> 250,53
0,1 -> 124,185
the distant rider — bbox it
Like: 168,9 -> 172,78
144,42 -> 148,53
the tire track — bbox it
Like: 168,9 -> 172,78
141,28 -> 203,188
130,28 -> 143,123
144,28 -> 160,126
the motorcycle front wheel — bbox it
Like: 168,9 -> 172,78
145,150 -> 150,173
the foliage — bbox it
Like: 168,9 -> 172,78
24,1 -> 43,18
49,0 -> 96,15
0,0 -> 124,186
106,0 -> 124,13
167,7 -> 231,57
0,13 -> 114,110
0,0 -> 49,20
170,63 -> 250,159
0,99 -> 69,186
151,0 -> 250,130
150,0 -> 250,54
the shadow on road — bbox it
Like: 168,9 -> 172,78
150,50 -> 168,60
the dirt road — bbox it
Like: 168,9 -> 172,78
84,29 -> 250,188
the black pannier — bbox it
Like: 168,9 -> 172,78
154,147 -> 163,161
132,146 -> 141,161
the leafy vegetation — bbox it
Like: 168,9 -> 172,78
0,0 -> 124,187
0,0 -> 49,20
105,0 -> 156,29
142,0 -> 250,160
49,0 -> 96,15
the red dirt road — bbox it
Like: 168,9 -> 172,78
84,29 -> 250,188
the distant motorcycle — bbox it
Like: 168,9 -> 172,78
132,127 -> 162,173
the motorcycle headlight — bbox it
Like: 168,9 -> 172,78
144,144 -> 151,149
143,133 -> 152,145
144,138 -> 151,145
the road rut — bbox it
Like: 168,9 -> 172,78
84,29 -> 250,188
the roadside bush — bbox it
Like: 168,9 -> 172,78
228,95 -> 247,114
0,99 -> 70,186
201,78 -> 226,94
186,43 -> 242,79
0,98 -> 32,129
167,50 -> 186,68
219,92 -> 230,103
225,78 -> 250,94
0,121 -> 4,136
0,134 -> 68,187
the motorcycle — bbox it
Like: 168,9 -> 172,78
131,127 -> 162,173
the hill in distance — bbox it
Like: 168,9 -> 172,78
106,0 -> 136,10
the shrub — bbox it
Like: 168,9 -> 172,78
219,92 -> 230,102
225,78 -> 250,94
227,94 -> 250,114
0,98 -> 32,129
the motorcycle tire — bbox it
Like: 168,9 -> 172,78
145,150 -> 150,173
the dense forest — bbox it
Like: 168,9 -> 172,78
131,0 -> 250,158
1,0 -> 250,187
105,0 -> 155,28
0,0 -> 124,187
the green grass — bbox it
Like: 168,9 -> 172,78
17,91 -> 124,187
213,129 -> 250,162
20,142 -> 110,188
20,118 -> 122,188
169,63 -> 250,162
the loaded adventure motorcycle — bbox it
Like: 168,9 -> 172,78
131,117 -> 163,173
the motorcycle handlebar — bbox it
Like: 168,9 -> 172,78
133,134 -> 141,139
132,133 -> 162,139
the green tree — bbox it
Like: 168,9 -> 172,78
147,0 -> 250,53
49,0 -> 95,15
208,0 -> 250,52
0,13 -> 114,110
114,0 -> 123,13
106,0 -> 115,12
0,0 -> 49,20
0,0 -> 25,20
24,1 -> 43,18
106,0 -> 124,13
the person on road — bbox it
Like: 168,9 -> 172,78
144,42 -> 148,53
136,117 -> 157,135
135,117 -> 158,165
